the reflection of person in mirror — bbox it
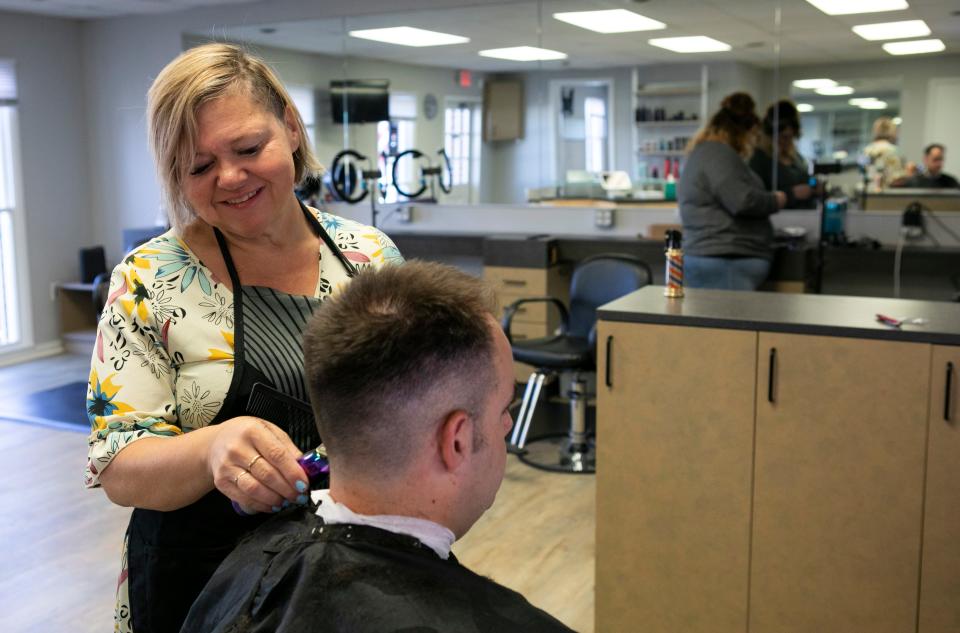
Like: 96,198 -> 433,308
748,100 -> 816,209
182,262 -> 575,633
900,143 -> 960,189
678,92 -> 786,291
862,117 -> 910,189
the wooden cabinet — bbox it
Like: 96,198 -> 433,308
598,322 -> 948,633
919,345 -> 960,633
484,264 -> 569,382
751,333 -> 929,633
596,322 -> 756,633
483,79 -> 524,141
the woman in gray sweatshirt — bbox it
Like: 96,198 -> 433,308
678,92 -> 786,290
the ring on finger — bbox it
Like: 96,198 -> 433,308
234,470 -> 249,486
247,454 -> 264,470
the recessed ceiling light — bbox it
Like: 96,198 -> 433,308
892,116 -> 903,124
792,78 -> 837,90
803,0 -> 909,16
849,97 -> 882,105
859,101 -> 889,109
553,9 -> 666,33
853,19 -> 930,41
815,85 -> 855,95
796,103 -> 814,112
883,38 -> 945,55
348,26 -> 469,47
648,36 -> 731,53
478,46 -> 568,61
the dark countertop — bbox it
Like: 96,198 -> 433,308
598,286 -> 960,345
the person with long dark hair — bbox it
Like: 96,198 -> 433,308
749,99 -> 815,209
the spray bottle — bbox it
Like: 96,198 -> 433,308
664,229 -> 684,298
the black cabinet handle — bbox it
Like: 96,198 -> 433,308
768,348 -> 777,404
605,335 -> 613,388
945,361 -> 954,422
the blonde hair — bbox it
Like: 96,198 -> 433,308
147,43 -> 320,232
872,117 -> 898,142
688,92 -> 760,158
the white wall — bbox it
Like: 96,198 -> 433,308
0,10 -> 91,349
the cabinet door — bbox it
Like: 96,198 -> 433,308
919,345 -> 960,633
751,333 -> 930,633
596,321 -> 756,633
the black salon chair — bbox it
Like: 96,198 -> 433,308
502,254 -> 652,473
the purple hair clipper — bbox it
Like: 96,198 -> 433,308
232,446 -> 330,515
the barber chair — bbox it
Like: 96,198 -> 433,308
502,254 -> 652,473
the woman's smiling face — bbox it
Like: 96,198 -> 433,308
182,88 -> 300,239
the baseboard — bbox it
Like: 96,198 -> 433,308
0,340 -> 66,367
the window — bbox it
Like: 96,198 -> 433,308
286,85 -> 316,149
444,99 -> 481,203
377,93 -> 417,203
584,96 -> 607,172
0,59 -> 22,346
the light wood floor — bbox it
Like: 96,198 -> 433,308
0,353 -> 595,633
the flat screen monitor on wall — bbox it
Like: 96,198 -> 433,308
330,79 -> 390,124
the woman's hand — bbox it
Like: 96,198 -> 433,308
208,416 -> 308,513
791,184 -> 813,201
775,191 -> 788,209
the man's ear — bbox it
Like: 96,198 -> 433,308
437,409 -> 473,472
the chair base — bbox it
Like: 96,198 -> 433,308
513,432 -> 596,474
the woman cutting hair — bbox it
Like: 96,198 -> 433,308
84,43 -> 402,633
678,92 -> 786,290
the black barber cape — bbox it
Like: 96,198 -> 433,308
181,506 -> 575,633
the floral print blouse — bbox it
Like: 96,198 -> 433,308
84,208 -> 402,488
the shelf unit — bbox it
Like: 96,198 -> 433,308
631,66 -> 709,184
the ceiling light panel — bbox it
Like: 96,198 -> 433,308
803,0 -> 909,16
796,104 -> 814,112
553,9 -> 666,34
859,101 -> 889,109
349,26 -> 469,47
883,39 -> 946,55
648,36 -> 731,53
852,20 -> 930,41
848,97 -> 882,105
792,78 -> 837,89
478,46 -> 568,61
815,86 -> 855,95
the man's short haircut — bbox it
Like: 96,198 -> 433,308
925,143 -> 945,156
303,261 -> 500,475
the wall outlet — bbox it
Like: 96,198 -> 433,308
396,206 -> 412,223
594,208 -> 615,229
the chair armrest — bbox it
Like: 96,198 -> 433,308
501,297 -> 570,343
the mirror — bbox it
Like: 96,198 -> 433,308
790,77 -> 901,163
183,1 -> 958,207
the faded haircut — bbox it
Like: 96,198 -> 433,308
303,261 -> 499,476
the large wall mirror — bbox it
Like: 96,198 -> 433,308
186,0 -> 957,208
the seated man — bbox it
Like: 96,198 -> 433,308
182,261 -> 573,633
902,143 -> 960,189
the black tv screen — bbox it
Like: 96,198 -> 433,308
330,80 -> 390,124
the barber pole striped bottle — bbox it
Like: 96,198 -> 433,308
664,230 -> 684,298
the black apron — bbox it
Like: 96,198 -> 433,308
126,204 -> 356,633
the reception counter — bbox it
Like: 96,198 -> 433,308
595,287 -> 960,633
